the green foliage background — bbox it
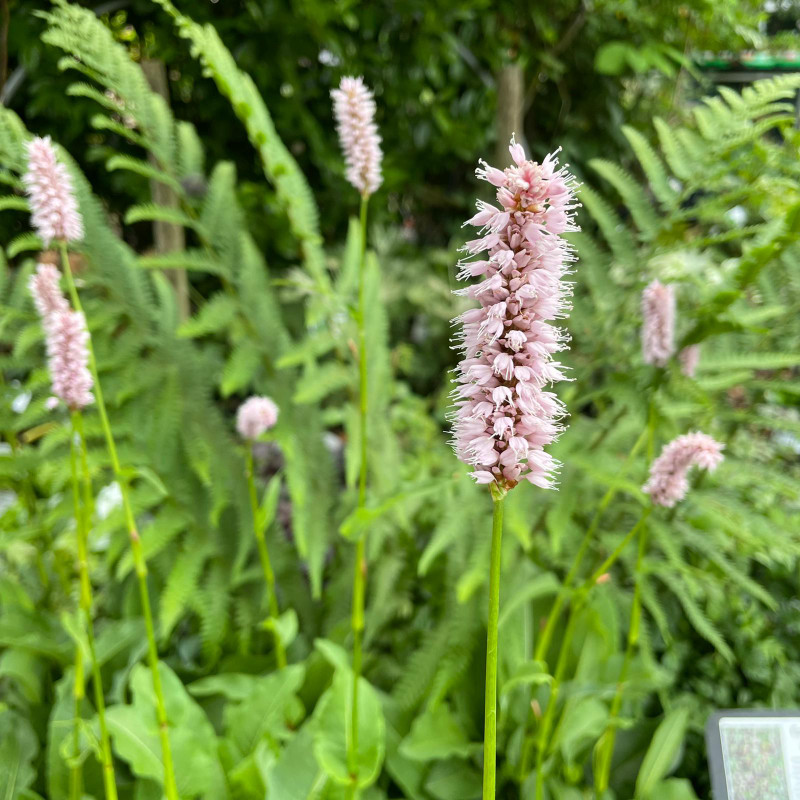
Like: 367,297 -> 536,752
1,1 -> 800,799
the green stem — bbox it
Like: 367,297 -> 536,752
347,194 -> 370,800
582,508 -> 652,591
534,606 -> 578,800
245,444 -> 286,667
59,243 -> 179,800
534,425 -> 649,663
74,412 -> 118,800
68,430 -> 84,800
483,490 -> 505,799
594,514 -> 649,794
532,507 -> 651,799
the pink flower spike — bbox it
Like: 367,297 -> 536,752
331,76 -> 383,197
450,139 -> 579,489
679,344 -> 700,378
46,309 -> 94,410
642,431 -> 724,507
641,280 -> 675,367
29,262 -> 91,411
23,136 -> 83,244
237,396 -> 279,440
29,263 -> 69,323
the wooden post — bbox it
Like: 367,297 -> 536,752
141,58 -> 190,322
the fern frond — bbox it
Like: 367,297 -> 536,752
578,184 -> 637,271
621,124 -> 677,208
152,0 -> 331,301
588,159 -> 659,239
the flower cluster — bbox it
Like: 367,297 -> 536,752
236,396 -> 279,440
23,136 -> 84,244
679,344 -> 700,378
642,431 -> 724,507
29,264 -> 93,411
450,139 -> 579,489
331,76 -> 383,197
29,262 -> 69,322
641,279 -> 675,367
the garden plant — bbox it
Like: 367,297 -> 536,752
1,2 -> 800,800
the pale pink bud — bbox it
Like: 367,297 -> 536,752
642,431 -> 724,507
679,345 -> 700,378
46,309 -> 94,410
29,263 -> 69,323
236,396 -> 279,440
29,263 -> 92,410
331,76 -> 383,197
23,136 -> 83,244
641,280 -> 675,367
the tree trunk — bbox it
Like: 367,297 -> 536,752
141,58 -> 190,322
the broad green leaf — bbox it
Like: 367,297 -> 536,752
0,650 -> 44,704
262,608 -> 298,651
47,671 -> 88,800
398,705 -> 473,762
0,709 -> 38,800
647,778 -> 700,800
257,472 -> 283,532
188,673 -> 260,701
106,662 -> 227,799
314,639 -> 352,673
501,661 -> 553,695
635,707 -> 690,798
424,759 -> 482,800
313,669 -> 385,789
557,698 -> 608,764
261,727 -> 323,799
224,664 -> 306,756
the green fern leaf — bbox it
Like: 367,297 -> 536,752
621,125 -> 677,208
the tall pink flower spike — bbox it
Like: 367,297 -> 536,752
29,263 -> 93,411
331,76 -> 383,197
679,344 -> 700,378
641,279 -> 675,367
236,396 -> 279,440
23,136 -> 84,244
450,137 -> 579,489
642,431 -> 724,507
29,263 -> 69,324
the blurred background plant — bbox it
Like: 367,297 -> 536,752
1,1 -> 800,799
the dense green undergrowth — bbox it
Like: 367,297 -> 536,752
1,3 -> 800,799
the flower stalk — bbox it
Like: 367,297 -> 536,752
72,411 -> 118,800
533,507 -> 651,800
534,424 -> 649,663
244,443 -> 286,667
348,192 -> 370,799
593,515 -> 649,794
59,243 -> 179,800
68,423 -> 85,800
483,486 -> 505,799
